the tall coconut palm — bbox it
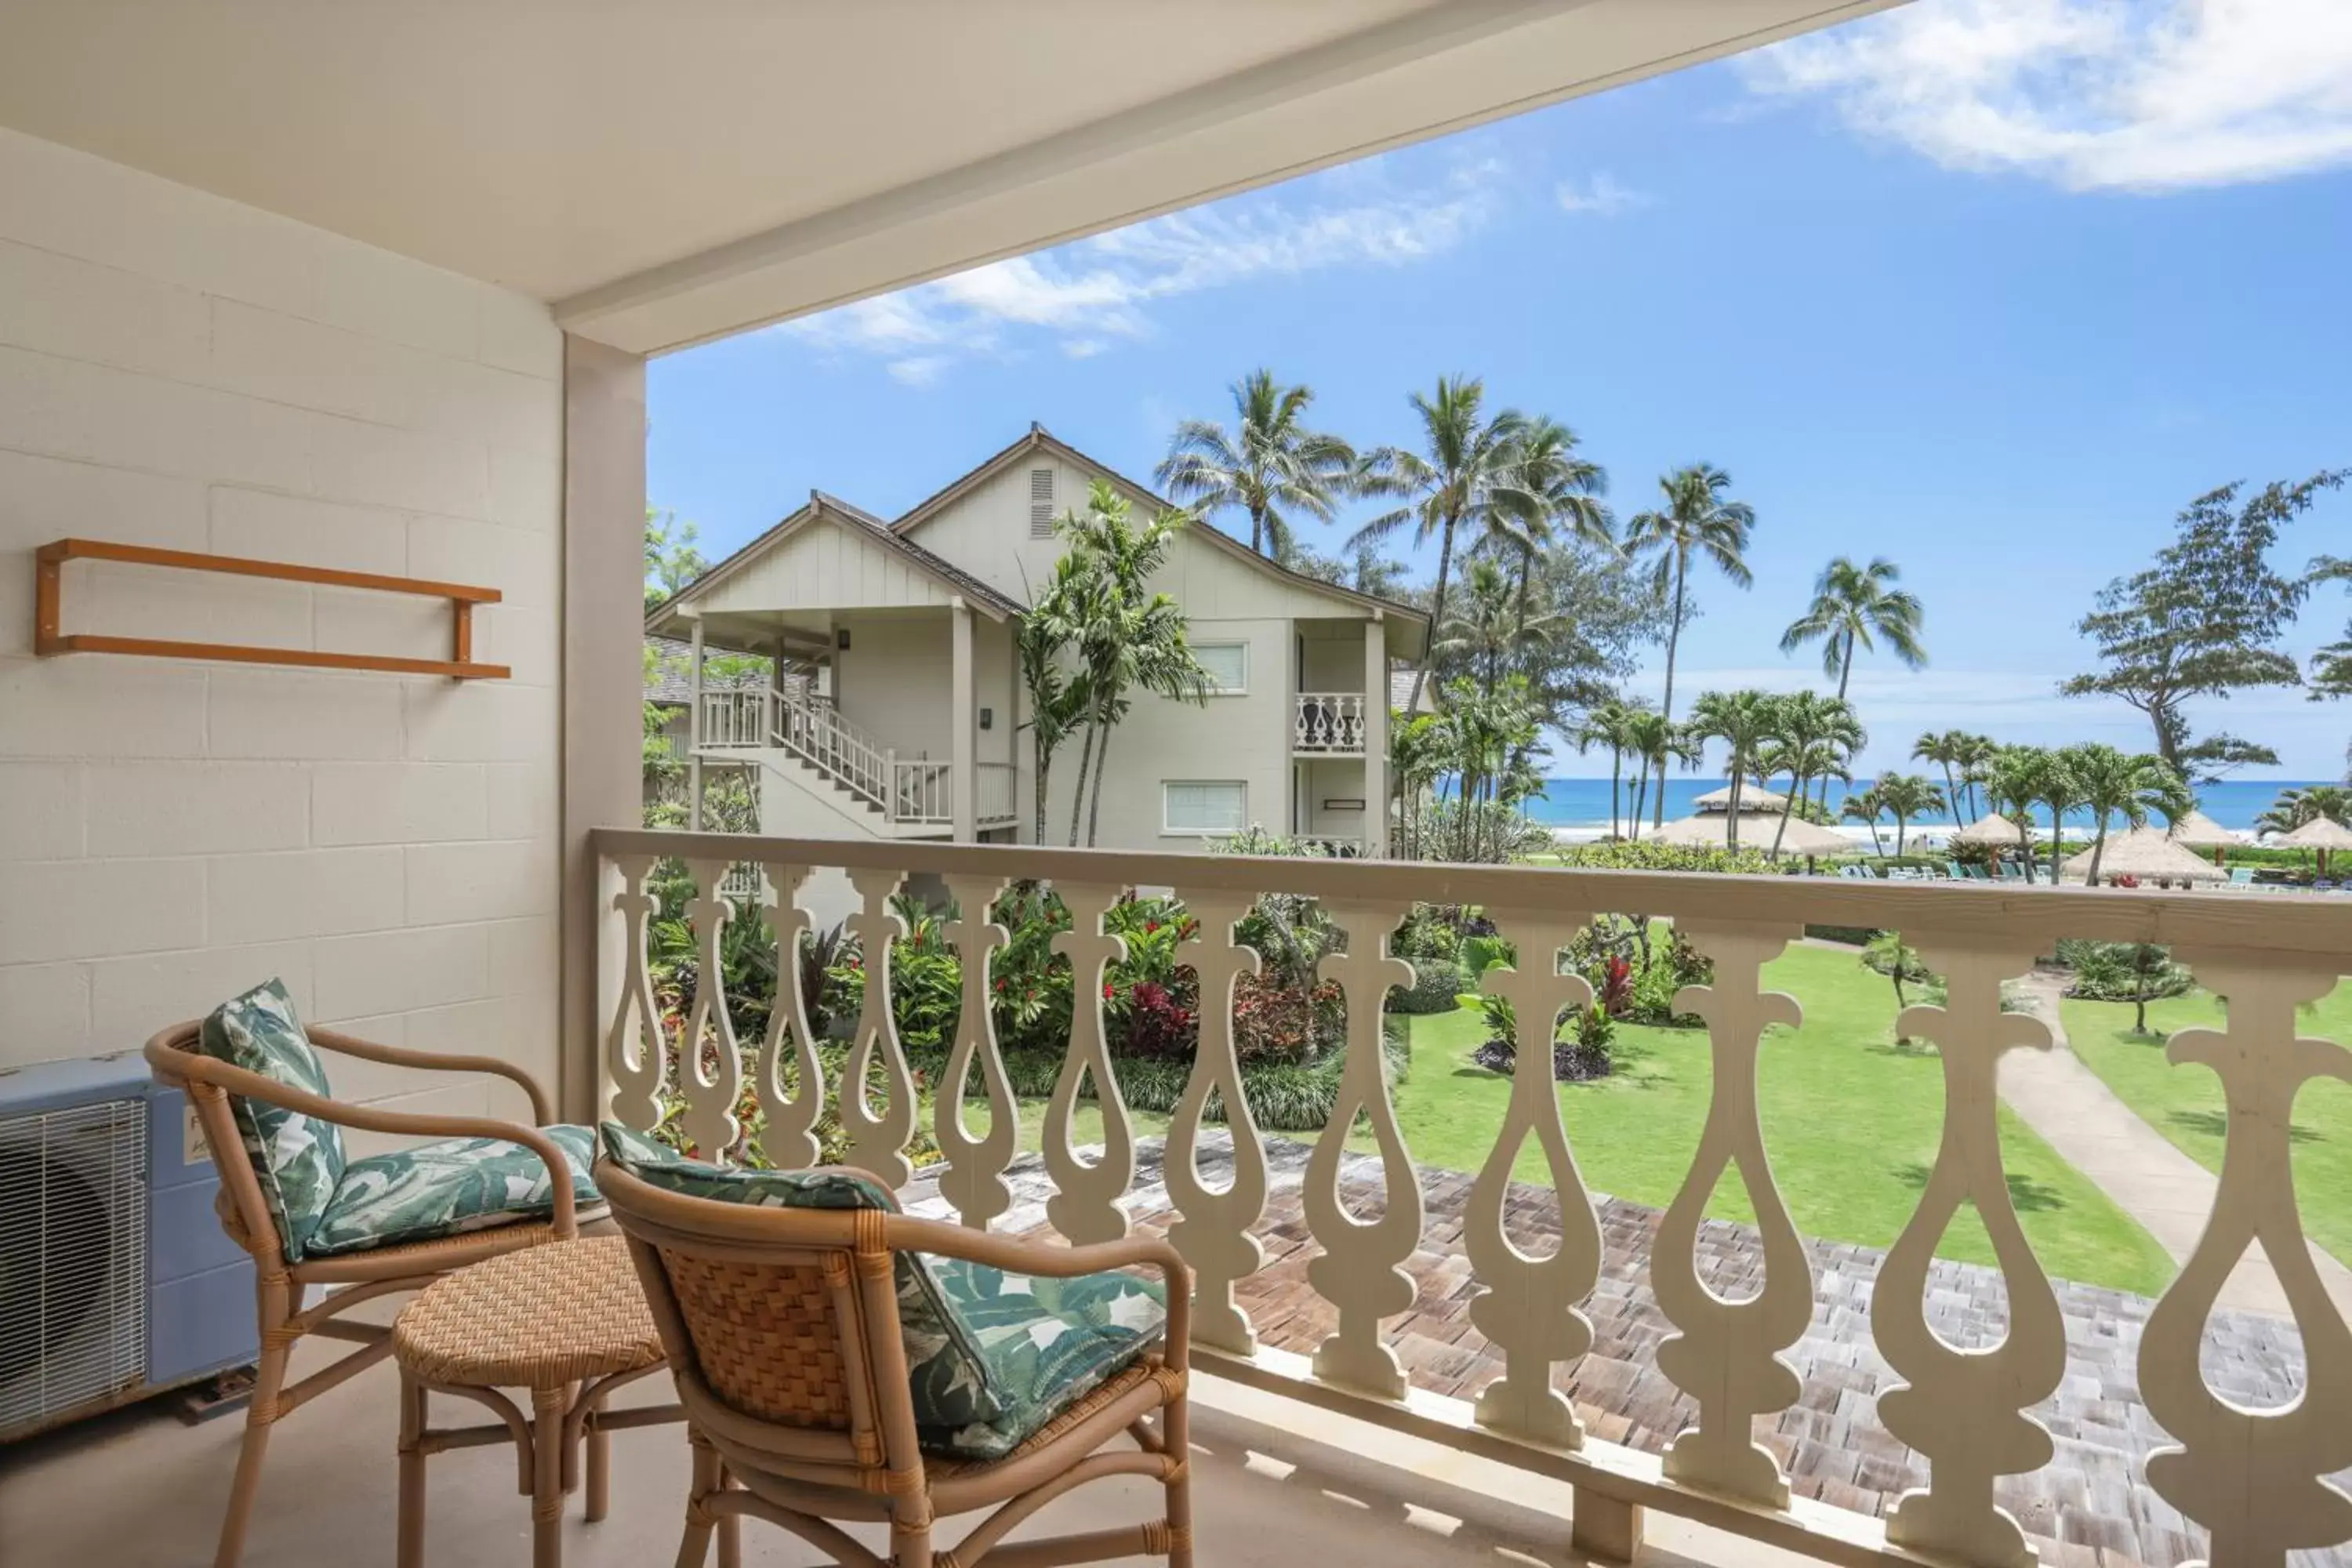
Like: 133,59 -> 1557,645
1780,555 -> 1929,704
1352,376 -> 1530,718
1482,416 -> 1612,637
1687,689 -> 1783,848
1575,699 -> 1642,840
1953,732 -> 2000,822
2064,744 -> 2192,885
1624,464 -> 1756,826
1156,369 -> 1357,560
1875,773 -> 1945,858
1760,737 -> 1846,861
1911,730 -> 1973,829
2031,749 -> 2082,880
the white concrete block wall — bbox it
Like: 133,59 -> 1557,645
0,126 -> 564,1135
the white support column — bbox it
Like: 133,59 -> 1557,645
688,615 -> 706,831
950,598 -> 977,840
559,335 -> 647,1123
1363,614 -> 1389,856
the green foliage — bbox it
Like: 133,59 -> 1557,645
1388,958 -> 1469,1014
1462,933 -> 1515,980
1547,839 -> 1773,875
2062,470 -> 2348,776
644,507 -> 709,608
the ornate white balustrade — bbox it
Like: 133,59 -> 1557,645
1294,691 -> 1368,753
593,828 -> 2352,1568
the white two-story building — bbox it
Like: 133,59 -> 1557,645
644,425 -> 1427,857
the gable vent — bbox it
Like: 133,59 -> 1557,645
1029,467 -> 1055,537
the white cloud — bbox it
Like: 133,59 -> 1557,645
1744,0 -> 2352,191
779,158 -> 1506,383
1555,172 -> 1651,215
885,355 -> 951,387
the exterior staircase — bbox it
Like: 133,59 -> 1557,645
695,688 -> 956,841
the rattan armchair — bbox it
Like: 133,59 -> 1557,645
147,1018 -> 601,1568
596,1157 -> 1192,1568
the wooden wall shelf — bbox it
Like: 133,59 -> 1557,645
34,538 -> 510,680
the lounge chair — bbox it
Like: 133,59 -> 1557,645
2227,867 -> 2256,889
597,1130 -> 1191,1568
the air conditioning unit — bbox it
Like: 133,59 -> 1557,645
0,1052 -> 256,1443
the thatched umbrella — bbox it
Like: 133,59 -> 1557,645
1654,812 -> 1847,855
2166,809 -> 2238,851
2063,826 -> 2226,886
2282,815 -> 2352,877
1951,811 -> 2026,849
1693,785 -> 1788,815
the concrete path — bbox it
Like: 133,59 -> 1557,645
2001,971 -> 2352,1319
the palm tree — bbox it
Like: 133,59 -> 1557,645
1762,691 -> 1857,859
1483,416 -> 1612,637
1842,785 -> 1889,856
2255,784 -> 2352,835
2031,749 -> 2082,880
1687,689 -> 1783,849
1434,557 -> 1557,688
1156,369 -> 1356,560
1014,552 -> 1095,844
1874,773 -> 1945,858
1620,710 -> 1697,838
2064,744 -> 2191,885
1953,731 -> 2000,823
1985,746 -> 2054,882
1760,736 -> 1846,861
1351,376 -> 1530,717
1387,713 -> 1446,858
1575,699 -> 1642,840
1780,556 -> 1929,710
1911,730 -> 1973,829
1056,481 -> 1213,846
1624,464 -> 1756,827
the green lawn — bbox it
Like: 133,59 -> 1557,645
991,943 -> 2173,1295
1357,946 -> 2173,1296
2063,986 -> 2352,1269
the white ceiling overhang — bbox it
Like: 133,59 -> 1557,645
0,0 -> 1897,355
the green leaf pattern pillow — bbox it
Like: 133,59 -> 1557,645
195,979 -> 347,1263
306,1124 -> 603,1257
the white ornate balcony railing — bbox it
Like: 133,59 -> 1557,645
1294,691 -> 1367,753
975,762 -> 1018,828
591,829 -> 2352,1568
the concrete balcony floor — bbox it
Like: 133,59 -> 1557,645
1,1313 -> 1777,1568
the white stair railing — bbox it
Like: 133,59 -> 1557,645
770,690 -> 893,814
596,829 -> 2352,1568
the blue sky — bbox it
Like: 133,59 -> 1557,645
649,0 -> 2352,779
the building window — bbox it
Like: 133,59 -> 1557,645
1163,781 -> 1247,836
1191,641 -> 1248,694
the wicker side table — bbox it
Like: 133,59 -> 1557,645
391,1235 -> 679,1568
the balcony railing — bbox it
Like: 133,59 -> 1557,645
976,761 -> 1018,829
1294,691 -> 1367,753
696,688 -> 771,750
590,828 -> 2352,1568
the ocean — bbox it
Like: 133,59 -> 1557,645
1519,776 -> 2323,837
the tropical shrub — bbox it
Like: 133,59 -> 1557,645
1387,958 -> 1470,1014
1547,840 -> 1773,875
1472,993 -> 1613,1082
2062,941 -> 2194,1033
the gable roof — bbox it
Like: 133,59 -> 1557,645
891,424 -> 1428,628
645,489 -> 1023,633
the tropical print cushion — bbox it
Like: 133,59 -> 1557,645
306,1123 -> 602,1257
921,1261 -> 1167,1460
194,979 -> 346,1263
593,1123 -> 1000,1428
